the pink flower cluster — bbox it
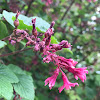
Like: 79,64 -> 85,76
9,12 -> 88,93
43,52 -> 88,92
41,0 -> 53,6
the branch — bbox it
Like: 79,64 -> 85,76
1,33 -> 14,41
0,47 -> 34,57
61,0 -> 75,21
25,0 -> 35,16
1,36 -> 10,41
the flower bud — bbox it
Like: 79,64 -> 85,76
26,41 -> 31,46
32,18 -> 37,38
14,11 -> 20,28
39,41 -> 45,52
10,40 -> 16,45
59,40 -> 71,48
34,44 -> 40,51
51,44 -> 62,51
50,21 -> 55,28
14,19 -> 19,28
45,36 -> 51,46
32,29 -> 37,37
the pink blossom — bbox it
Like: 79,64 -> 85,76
10,40 -> 16,45
66,67 -> 88,82
50,44 -> 62,51
49,40 -> 71,52
34,43 -> 40,51
68,59 -> 78,66
57,56 -> 88,82
45,67 -> 60,89
50,21 -> 55,28
58,56 -> 78,67
45,36 -> 51,46
73,67 -> 88,82
58,72 -> 79,93
59,40 -> 71,48
44,28 -> 54,38
43,55 -> 52,63
32,18 -> 36,24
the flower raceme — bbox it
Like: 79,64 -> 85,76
9,12 -> 88,93
43,53 -> 88,92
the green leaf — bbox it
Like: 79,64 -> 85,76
95,75 -> 100,86
13,74 -> 35,100
20,41 -> 26,46
0,64 -> 19,83
0,14 -> 3,20
0,21 -> 8,39
63,48 -> 73,58
64,48 -> 73,54
0,64 -> 19,100
0,78 -> 13,100
85,86 -> 96,99
0,40 -> 7,48
51,36 -> 59,44
7,64 -> 26,75
3,10 -> 50,33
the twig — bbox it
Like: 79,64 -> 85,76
25,0 -> 35,16
1,36 -> 10,41
0,47 -> 34,57
61,0 -> 75,20
1,33 -> 14,41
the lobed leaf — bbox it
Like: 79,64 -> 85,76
51,36 -> 59,44
0,21 -> 8,40
3,10 -> 50,33
0,64 -> 19,99
0,78 -> 13,100
0,64 -> 19,83
7,64 -> 26,75
0,40 -> 7,49
13,74 -> 35,100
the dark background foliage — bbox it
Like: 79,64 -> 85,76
0,0 -> 100,100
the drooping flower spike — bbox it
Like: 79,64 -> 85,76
58,71 -> 79,93
10,13 -> 88,93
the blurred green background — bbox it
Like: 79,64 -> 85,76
0,0 -> 100,100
